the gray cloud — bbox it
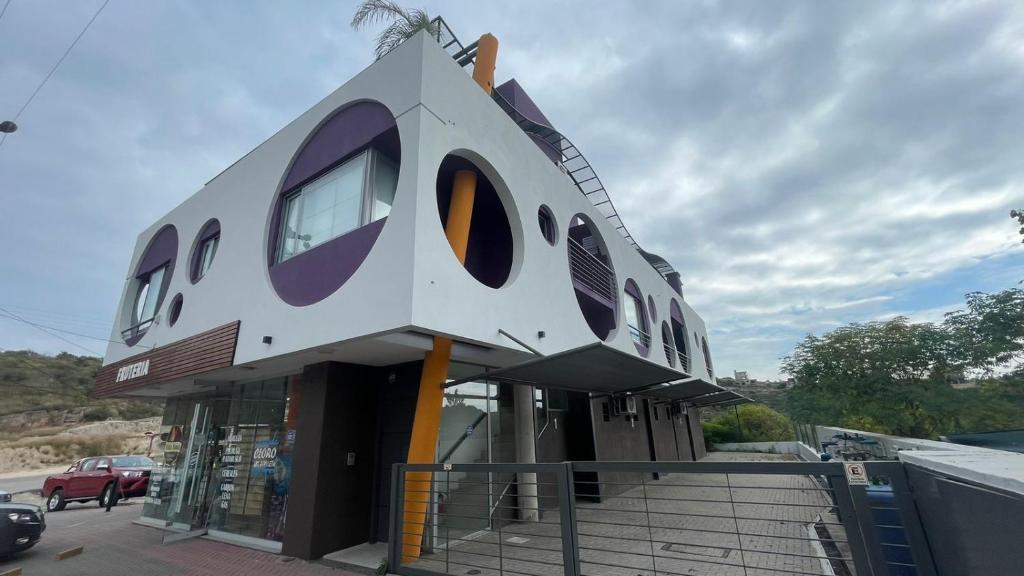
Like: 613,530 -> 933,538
1,1 -> 1022,379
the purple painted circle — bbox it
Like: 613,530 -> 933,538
267,101 -> 400,307
189,218 -> 220,284
124,224 -> 178,346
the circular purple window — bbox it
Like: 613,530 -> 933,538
122,224 -> 177,346
267,101 -> 401,306
567,214 -> 616,340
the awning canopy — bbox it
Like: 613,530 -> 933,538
637,378 -> 722,402
444,342 -> 687,394
686,390 -> 749,407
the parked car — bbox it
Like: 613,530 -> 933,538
0,491 -> 45,557
42,455 -> 155,512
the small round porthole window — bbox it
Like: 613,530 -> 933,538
538,205 -> 557,245
168,293 -> 183,326
648,296 -> 657,323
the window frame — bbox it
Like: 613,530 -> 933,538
276,148 -> 397,263
196,234 -> 219,280
128,264 -> 167,337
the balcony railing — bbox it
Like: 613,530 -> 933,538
628,324 -> 651,349
120,318 -> 153,340
568,237 -> 615,306
677,350 -> 689,372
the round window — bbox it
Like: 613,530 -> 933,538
567,214 -> 616,340
661,321 -> 675,367
624,279 -> 650,356
121,224 -> 177,346
538,205 -> 557,245
267,100 -> 401,306
435,154 -> 517,288
189,219 -> 221,284
168,293 -> 183,326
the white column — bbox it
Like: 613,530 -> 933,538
513,384 -> 539,522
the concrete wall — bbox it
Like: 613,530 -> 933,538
101,30 -> 716,395
712,441 -> 820,461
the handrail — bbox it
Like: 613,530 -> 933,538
488,477 -> 516,521
120,318 -> 154,339
432,17 -> 682,284
437,411 -> 487,464
491,88 -> 640,250
568,237 -> 616,303
628,324 -> 652,348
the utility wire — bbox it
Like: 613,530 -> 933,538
0,305 -> 102,356
0,0 -> 111,148
0,311 -> 150,350
0,0 -> 12,26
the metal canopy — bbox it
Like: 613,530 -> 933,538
444,342 -> 685,394
638,378 -> 722,402
686,390 -> 748,407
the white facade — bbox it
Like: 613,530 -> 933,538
102,31 -> 714,395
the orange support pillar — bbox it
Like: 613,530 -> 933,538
472,34 -> 499,95
400,169 -> 482,561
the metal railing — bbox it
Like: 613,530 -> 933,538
120,318 -> 153,340
432,16 -> 684,286
628,324 -> 652,349
676,350 -> 690,373
389,460 -> 937,576
568,237 -> 616,305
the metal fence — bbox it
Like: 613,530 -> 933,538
389,461 -> 936,576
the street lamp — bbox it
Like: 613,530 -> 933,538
0,121 -> 16,133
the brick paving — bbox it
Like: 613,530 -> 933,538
0,502 -> 354,576
406,453 -> 854,576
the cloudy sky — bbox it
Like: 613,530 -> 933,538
1,1 -> 1021,379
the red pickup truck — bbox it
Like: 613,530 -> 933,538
42,455 -> 154,512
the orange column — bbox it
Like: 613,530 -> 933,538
400,32 -> 498,563
400,145 -> 485,558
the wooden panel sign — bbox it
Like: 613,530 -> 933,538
95,321 -> 240,396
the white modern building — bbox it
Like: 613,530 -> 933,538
95,27 -> 736,559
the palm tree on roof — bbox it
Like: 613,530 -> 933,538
351,0 -> 440,60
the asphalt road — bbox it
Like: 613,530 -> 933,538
0,501 -> 345,576
0,473 -> 49,496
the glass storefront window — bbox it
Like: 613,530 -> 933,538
142,376 -> 300,544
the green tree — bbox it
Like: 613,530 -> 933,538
782,289 -> 1024,438
703,404 -> 795,445
351,0 -> 440,60
944,289 -> 1024,373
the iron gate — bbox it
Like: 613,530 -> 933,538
388,460 -> 936,576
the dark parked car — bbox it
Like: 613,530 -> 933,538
42,455 -> 155,511
0,491 -> 45,557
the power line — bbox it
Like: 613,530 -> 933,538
0,305 -> 102,356
0,311 -> 150,350
0,0 -> 12,26
0,0 -> 111,148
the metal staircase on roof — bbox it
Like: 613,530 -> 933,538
429,17 -> 681,282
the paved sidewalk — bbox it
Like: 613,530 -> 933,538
407,453 -> 851,576
0,502 -> 354,576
